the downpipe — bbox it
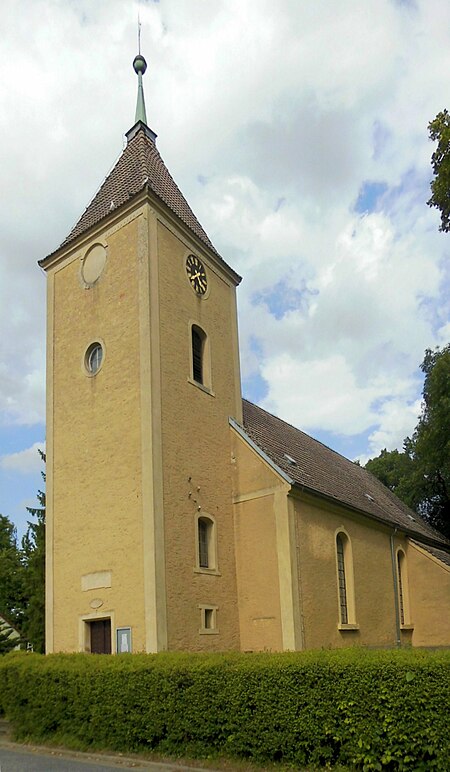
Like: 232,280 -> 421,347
390,528 -> 401,647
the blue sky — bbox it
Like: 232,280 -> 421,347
0,427 -> 45,540
0,0 -> 449,539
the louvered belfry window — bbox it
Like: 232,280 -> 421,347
192,327 -> 203,384
336,534 -> 348,624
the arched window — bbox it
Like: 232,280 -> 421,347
196,515 -> 217,572
191,325 -> 206,385
397,552 -> 405,625
335,531 -> 357,628
396,549 -> 411,627
190,323 -> 212,391
336,533 -> 348,624
198,517 -> 211,568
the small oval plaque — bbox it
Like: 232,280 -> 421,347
90,598 -> 103,609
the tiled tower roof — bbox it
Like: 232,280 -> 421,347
58,123 -> 221,258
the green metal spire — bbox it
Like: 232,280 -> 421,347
133,54 -> 148,125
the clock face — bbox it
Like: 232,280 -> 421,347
186,254 -> 207,296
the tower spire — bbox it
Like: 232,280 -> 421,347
127,21 -> 157,144
133,52 -> 148,125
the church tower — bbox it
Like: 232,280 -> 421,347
40,54 -> 243,653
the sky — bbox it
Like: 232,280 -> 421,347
0,0 -> 449,539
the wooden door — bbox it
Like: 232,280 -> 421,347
90,619 -> 111,654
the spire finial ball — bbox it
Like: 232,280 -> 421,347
133,54 -> 147,75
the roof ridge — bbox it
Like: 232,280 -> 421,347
141,133 -> 217,251
136,131 -> 147,186
55,135 -> 140,252
62,144 -> 126,247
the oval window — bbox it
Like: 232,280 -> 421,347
82,244 -> 107,285
85,342 -> 103,375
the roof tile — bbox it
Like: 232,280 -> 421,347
55,126 -> 232,273
242,399 -> 450,550
411,541 -> 450,567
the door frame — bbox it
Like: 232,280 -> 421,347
79,611 -> 115,653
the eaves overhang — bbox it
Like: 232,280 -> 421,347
39,185 -> 242,287
38,190 -> 147,270
231,416 -> 450,554
288,480 -> 450,552
410,539 -> 450,569
229,417 -> 294,486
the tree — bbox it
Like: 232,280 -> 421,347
365,448 -> 417,510
0,514 -> 25,629
366,346 -> 450,539
427,110 -> 450,232
21,450 -> 46,653
0,621 -> 21,655
0,451 -> 46,653
408,346 -> 450,536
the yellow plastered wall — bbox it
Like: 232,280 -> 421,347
407,542 -> 450,646
231,431 -> 296,651
49,214 -> 148,652
233,496 -> 283,651
294,495 -> 404,649
157,222 -> 242,651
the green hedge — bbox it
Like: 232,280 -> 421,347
0,648 -> 449,770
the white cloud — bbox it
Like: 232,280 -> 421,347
0,0 -> 449,500
363,398 -> 423,462
259,352 -> 420,438
1,442 -> 46,475
261,353 -> 377,435
437,322 -> 450,344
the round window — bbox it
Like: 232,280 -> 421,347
85,342 -> 103,375
81,244 -> 107,285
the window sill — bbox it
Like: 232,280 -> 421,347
194,568 -> 221,576
400,623 -> 414,631
199,628 -> 219,635
338,623 -> 360,631
188,377 -> 215,397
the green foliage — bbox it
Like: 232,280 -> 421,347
0,450 -> 46,653
365,449 -> 417,510
21,450 -> 46,653
428,109 -> 450,232
0,514 -> 25,629
410,346 -> 450,537
0,625 -> 20,655
365,345 -> 450,539
0,649 -> 449,770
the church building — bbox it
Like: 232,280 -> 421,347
39,54 -> 450,655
